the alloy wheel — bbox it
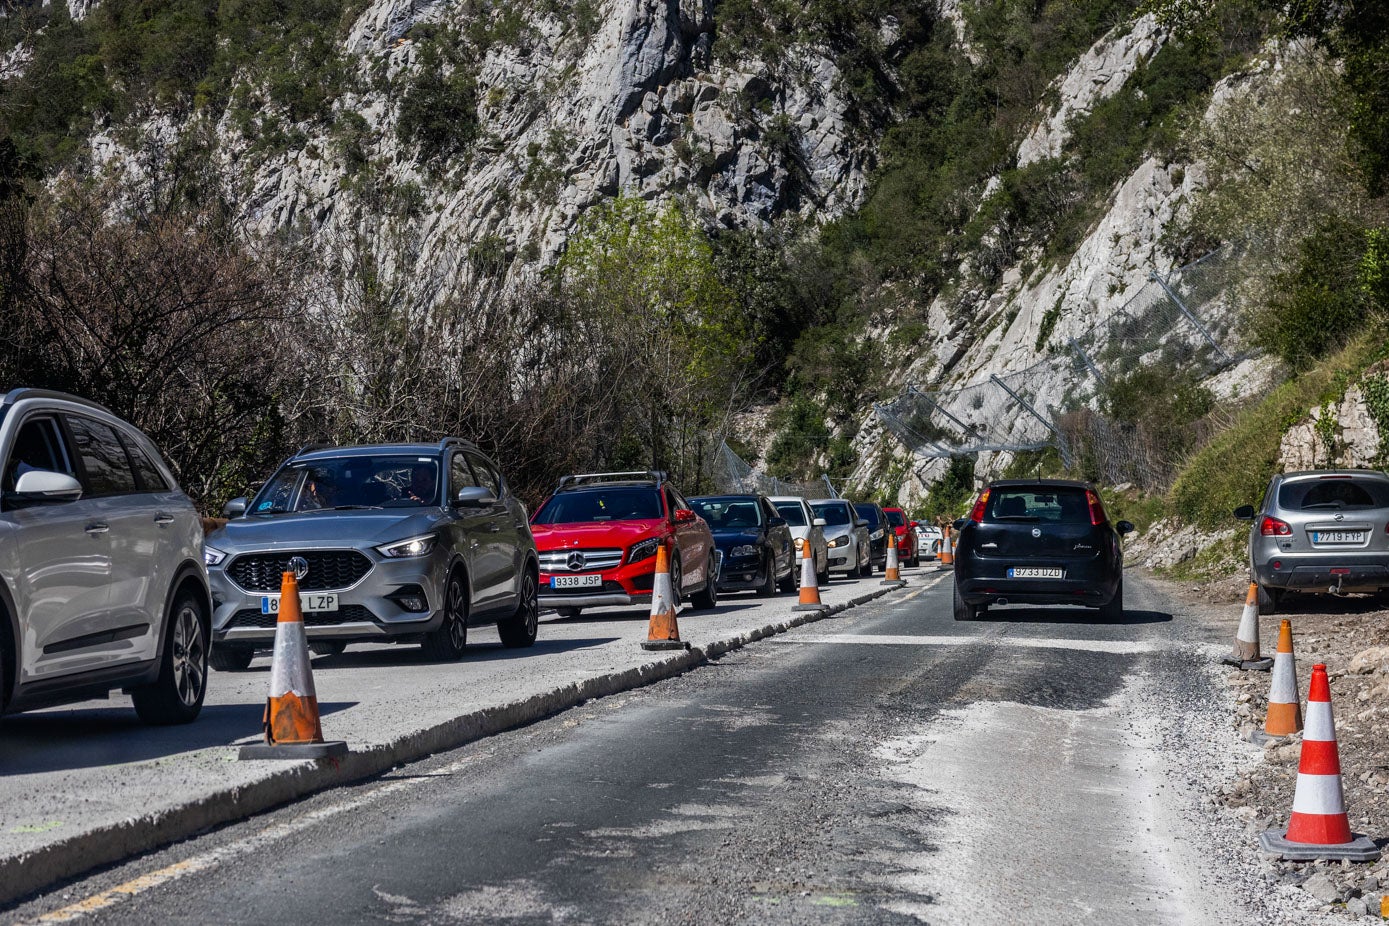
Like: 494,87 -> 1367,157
447,575 -> 468,650
171,605 -> 207,708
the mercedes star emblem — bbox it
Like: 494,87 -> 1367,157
567,551 -> 586,571
288,556 -> 310,580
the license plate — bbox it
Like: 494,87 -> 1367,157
261,593 -> 338,614
1008,567 -> 1064,579
1312,531 -> 1366,544
551,574 -> 602,589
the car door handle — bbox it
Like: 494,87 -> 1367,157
85,522 -> 110,535
154,513 -> 176,526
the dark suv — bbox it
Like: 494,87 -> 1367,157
952,479 -> 1133,621
205,440 -> 539,667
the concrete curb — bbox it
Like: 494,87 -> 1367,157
0,584 -> 907,906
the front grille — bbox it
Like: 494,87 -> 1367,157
538,548 -> 625,573
226,550 -> 372,592
228,605 -> 377,630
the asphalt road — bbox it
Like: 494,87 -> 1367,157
7,571 -> 1235,925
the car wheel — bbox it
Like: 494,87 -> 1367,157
210,645 -> 255,672
756,550 -> 777,597
421,570 -> 469,660
133,589 -> 209,725
816,554 -> 830,586
777,556 -> 798,593
499,569 -> 540,648
310,641 -> 347,658
1100,579 -> 1125,621
952,582 -> 977,622
669,554 -> 683,605
859,548 -> 873,577
556,606 -> 582,619
690,554 -> 718,610
1256,582 -> 1281,615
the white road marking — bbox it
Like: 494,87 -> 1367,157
26,754 -> 485,924
777,633 -> 1162,655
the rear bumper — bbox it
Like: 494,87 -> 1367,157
956,556 -> 1119,606
1254,556 -> 1389,592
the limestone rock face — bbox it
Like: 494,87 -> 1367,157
1277,378 -> 1386,472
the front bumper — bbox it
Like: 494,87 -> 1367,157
539,559 -> 656,609
717,553 -> 766,591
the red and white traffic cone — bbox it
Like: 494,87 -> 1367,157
792,538 -> 827,613
881,530 -> 904,586
1222,583 -> 1272,671
1259,663 -> 1379,861
1263,619 -> 1302,738
641,542 -> 689,651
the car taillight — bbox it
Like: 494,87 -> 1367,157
1259,516 -> 1292,536
1085,489 -> 1105,526
969,489 -> 990,523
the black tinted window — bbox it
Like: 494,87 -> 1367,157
121,432 -> 171,492
3,417 -> 73,493
1279,478 -> 1389,511
466,452 -> 501,496
772,501 -> 807,526
885,510 -> 907,528
254,455 -> 440,512
690,497 -> 762,528
811,502 -> 851,526
533,487 -> 662,524
985,488 -> 1091,524
854,504 -> 881,526
67,416 -> 138,497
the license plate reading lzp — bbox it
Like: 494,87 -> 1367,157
261,593 -> 338,614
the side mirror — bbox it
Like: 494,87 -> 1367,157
768,516 -> 786,528
812,517 -> 827,527
854,519 -> 868,529
223,496 -> 248,518
1232,505 -> 1256,521
11,470 -> 83,503
673,508 -> 697,524
952,518 -> 967,532
455,486 -> 497,507
909,520 -> 918,529
1116,520 -> 1135,535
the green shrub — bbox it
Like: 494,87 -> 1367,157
395,36 -> 480,165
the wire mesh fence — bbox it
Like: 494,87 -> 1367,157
707,440 -> 839,498
874,243 -> 1260,489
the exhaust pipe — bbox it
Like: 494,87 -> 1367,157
995,597 -> 1009,607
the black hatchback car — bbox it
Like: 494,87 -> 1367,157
853,502 -> 890,573
688,494 -> 796,595
951,480 -> 1133,621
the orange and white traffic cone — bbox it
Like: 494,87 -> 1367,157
793,538 -> 827,613
1264,619 -> 1303,738
641,542 -> 689,651
1260,664 -> 1379,861
881,530 -> 903,586
937,526 -> 954,569
1222,583 -> 1272,671
239,571 -> 348,760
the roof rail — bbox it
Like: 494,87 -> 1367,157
557,470 -> 667,490
2,388 -> 115,416
294,442 -> 335,457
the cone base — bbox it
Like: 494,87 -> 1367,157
640,639 -> 691,651
1220,656 -> 1273,671
1259,830 -> 1380,862
792,603 -> 829,613
239,740 -> 349,761
880,579 -> 906,587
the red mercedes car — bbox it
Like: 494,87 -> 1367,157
531,471 -> 719,618
882,507 -> 920,567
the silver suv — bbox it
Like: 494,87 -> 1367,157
0,389 -> 211,723
1235,469 -> 1389,613
205,440 -> 539,668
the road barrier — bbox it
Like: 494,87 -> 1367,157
1264,619 -> 1303,737
881,530 -> 904,586
240,571 -> 348,760
792,538 -> 828,612
641,542 -> 688,651
1260,664 -> 1380,861
1222,583 -> 1272,671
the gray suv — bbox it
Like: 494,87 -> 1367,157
1235,469 -> 1389,613
0,389 -> 211,723
205,440 -> 539,668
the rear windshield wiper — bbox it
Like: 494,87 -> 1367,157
1301,502 -> 1346,509
991,515 -> 1040,522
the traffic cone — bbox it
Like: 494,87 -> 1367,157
239,571 -> 348,760
1260,664 -> 1380,861
793,538 -> 827,613
641,542 -> 689,651
1222,583 -> 1273,671
937,526 -> 954,569
881,530 -> 904,586
1264,619 -> 1303,737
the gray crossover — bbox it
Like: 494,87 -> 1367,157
204,440 -> 539,669
0,389 -> 211,722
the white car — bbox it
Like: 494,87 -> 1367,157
915,524 -> 943,559
768,496 -> 830,584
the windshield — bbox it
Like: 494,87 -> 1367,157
532,487 -> 663,524
885,510 -> 907,528
1278,477 -> 1389,511
253,456 -> 439,513
690,497 -> 763,529
811,502 -> 850,526
772,501 -> 807,527
984,487 -> 1092,524
853,504 -> 881,526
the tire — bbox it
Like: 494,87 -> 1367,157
133,589 -> 209,725
556,606 -> 582,619
690,554 -> 718,610
952,582 -> 978,622
310,641 -> 347,658
816,554 -> 830,586
777,557 -> 798,593
1256,582 -> 1281,615
1100,579 -> 1125,621
859,547 -> 873,578
421,569 -> 469,660
498,568 -> 539,648
210,645 -> 255,672
756,550 -> 777,597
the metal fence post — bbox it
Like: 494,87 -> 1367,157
1148,271 -> 1232,364
1067,338 -> 1106,387
908,386 -> 983,440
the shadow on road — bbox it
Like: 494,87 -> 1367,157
971,607 -> 1173,626
1270,592 -> 1388,617
275,635 -> 625,671
0,701 -> 357,774
547,602 -> 762,624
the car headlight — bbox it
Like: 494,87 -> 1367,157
376,535 -> 437,558
828,535 -> 848,548
627,537 -> 662,564
730,544 -> 759,558
871,529 -> 884,540
203,546 -> 226,567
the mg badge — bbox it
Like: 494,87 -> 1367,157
1031,528 -> 1042,538
567,551 -> 586,571
288,556 -> 310,580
